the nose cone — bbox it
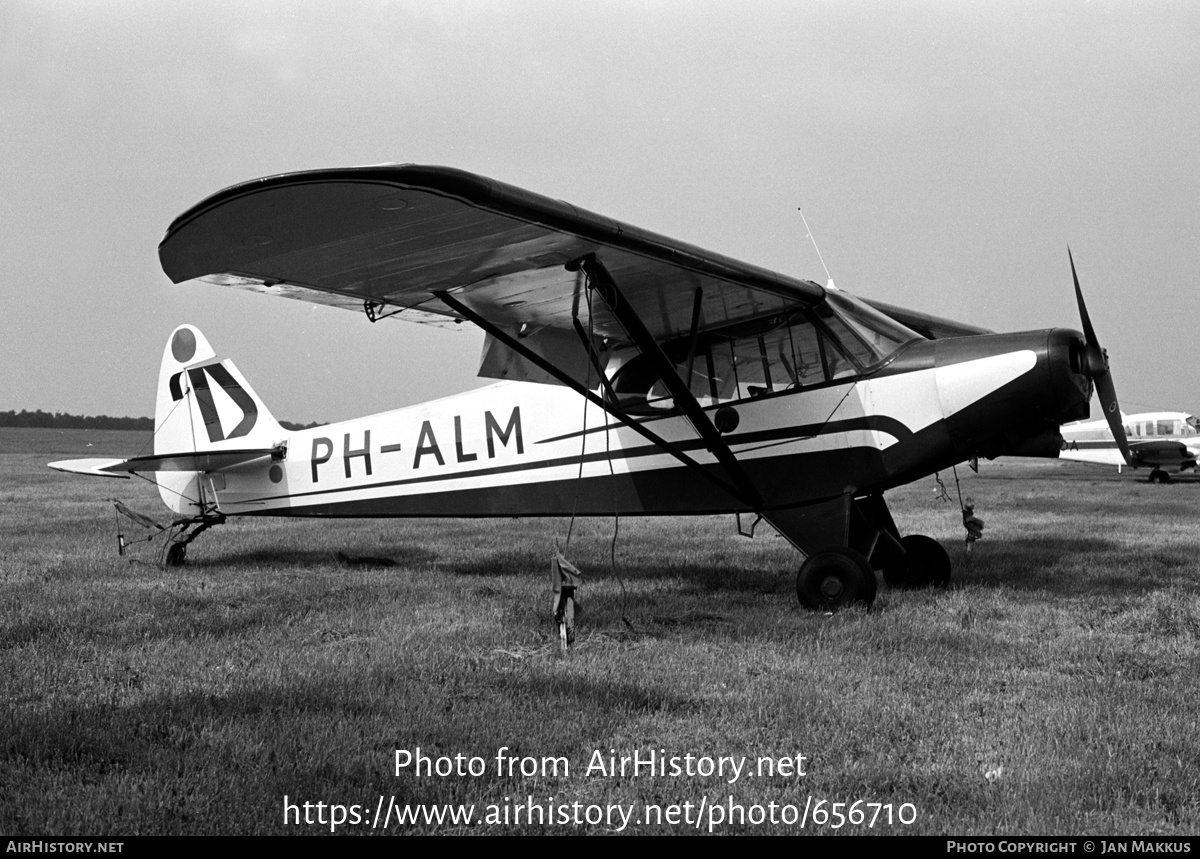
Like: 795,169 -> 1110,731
936,328 -> 1091,458
1045,328 -> 1094,421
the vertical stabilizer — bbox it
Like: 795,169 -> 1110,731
154,325 -> 284,514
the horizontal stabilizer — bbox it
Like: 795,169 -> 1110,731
49,447 -> 281,477
47,458 -> 132,479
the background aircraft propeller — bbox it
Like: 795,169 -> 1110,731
1070,247 -> 1131,464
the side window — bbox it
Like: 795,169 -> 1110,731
1158,420 -> 1175,436
608,346 -> 726,415
609,354 -> 677,414
767,316 -> 829,389
708,338 -> 740,401
607,306 -> 880,416
721,313 -> 843,398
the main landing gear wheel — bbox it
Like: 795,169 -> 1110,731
796,548 -> 877,611
882,535 -> 951,590
1149,469 -> 1170,484
165,542 -> 187,567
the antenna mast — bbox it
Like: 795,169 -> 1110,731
798,208 -> 835,289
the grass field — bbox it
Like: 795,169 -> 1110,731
2,427 -> 1198,835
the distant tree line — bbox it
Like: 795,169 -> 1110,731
0,409 -> 153,430
0,409 -> 322,431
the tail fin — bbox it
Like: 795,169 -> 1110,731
154,325 -> 284,514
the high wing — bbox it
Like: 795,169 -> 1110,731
158,164 -> 994,389
159,165 -> 831,374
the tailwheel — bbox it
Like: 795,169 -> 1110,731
882,534 -> 951,590
796,547 -> 876,611
160,513 -> 224,568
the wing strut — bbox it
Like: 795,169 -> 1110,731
433,289 -> 756,507
571,254 -> 765,509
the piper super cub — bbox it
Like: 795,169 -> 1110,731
50,164 -> 1129,611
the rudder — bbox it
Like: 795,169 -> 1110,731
154,325 -> 284,514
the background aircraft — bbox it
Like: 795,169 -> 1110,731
1060,411 -> 1199,482
50,164 -> 1128,611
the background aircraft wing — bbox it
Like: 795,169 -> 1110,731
1126,439 -> 1199,468
1059,438 -> 1197,469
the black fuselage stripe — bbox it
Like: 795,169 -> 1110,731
248,415 -> 909,504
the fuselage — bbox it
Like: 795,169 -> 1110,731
206,327 -> 1091,519
1060,410 -> 1200,470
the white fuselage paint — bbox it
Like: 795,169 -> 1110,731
209,350 -> 1040,516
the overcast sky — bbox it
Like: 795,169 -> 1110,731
3,0 -> 1197,423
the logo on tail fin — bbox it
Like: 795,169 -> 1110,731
169,364 -> 258,443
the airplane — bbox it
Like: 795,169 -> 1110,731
49,163 -> 1131,612
1059,411 -> 1199,482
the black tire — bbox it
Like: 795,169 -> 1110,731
1149,469 -> 1170,484
882,560 -> 918,588
882,534 -> 951,590
165,542 -> 187,567
905,534 -> 951,588
796,548 -> 876,611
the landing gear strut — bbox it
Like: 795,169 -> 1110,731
162,514 -> 225,567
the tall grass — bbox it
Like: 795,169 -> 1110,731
2,430 -> 1198,834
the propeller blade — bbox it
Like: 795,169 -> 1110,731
1070,247 -> 1097,348
1094,372 -> 1130,463
1069,248 -> 1131,464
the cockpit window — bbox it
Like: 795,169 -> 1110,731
607,293 -> 920,416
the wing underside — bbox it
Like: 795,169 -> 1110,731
158,164 -> 827,348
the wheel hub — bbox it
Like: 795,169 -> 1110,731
819,576 -> 844,600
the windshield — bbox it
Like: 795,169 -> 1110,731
822,291 -> 924,365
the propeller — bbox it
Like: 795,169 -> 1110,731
1070,247 -> 1131,464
